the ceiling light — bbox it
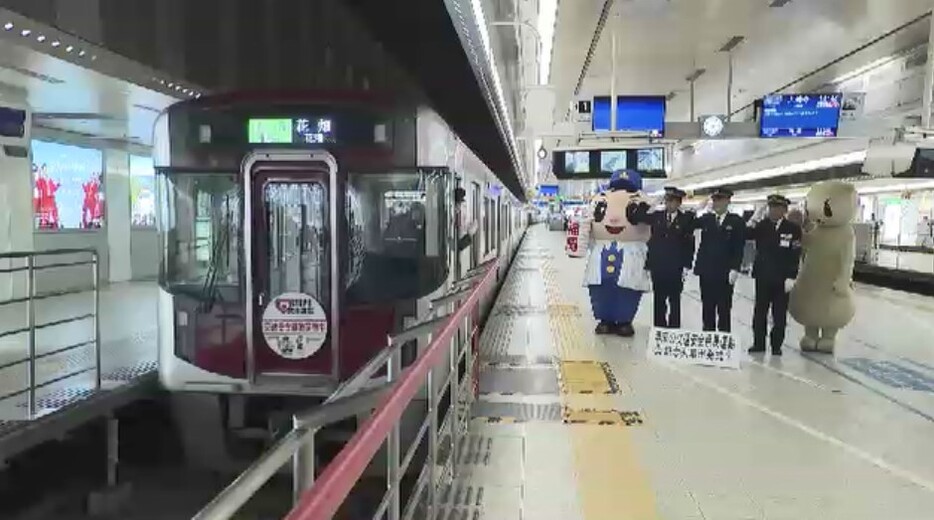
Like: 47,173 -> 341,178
78,50 -> 86,56
20,29 -> 31,37
537,0 -> 559,85
3,22 -> 13,31
168,82 -> 174,88
90,55 -> 96,60
36,35 -> 45,42
678,150 -> 867,192
65,45 -> 73,52
831,55 -> 896,84
51,41 -> 60,47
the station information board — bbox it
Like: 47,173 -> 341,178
760,93 -> 842,138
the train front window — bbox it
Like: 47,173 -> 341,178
157,171 -> 241,296
345,169 -> 450,303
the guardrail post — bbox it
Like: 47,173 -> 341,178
26,255 -> 36,418
387,338 -> 402,520
427,367 -> 438,519
93,252 -> 101,390
292,418 -> 316,502
448,332 -> 459,478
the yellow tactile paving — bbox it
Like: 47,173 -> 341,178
562,408 -> 644,426
558,361 -> 618,394
571,426 -> 660,520
541,244 -> 659,520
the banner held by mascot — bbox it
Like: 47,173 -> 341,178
789,180 -> 857,354
582,170 -> 652,337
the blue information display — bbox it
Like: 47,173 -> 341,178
592,96 -> 612,131
538,185 -> 559,197
616,96 -> 665,136
760,93 -> 842,138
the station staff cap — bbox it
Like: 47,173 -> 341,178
710,187 -> 734,199
767,194 -> 791,207
663,186 -> 686,199
608,169 -> 643,192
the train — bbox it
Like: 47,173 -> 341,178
151,90 -> 528,462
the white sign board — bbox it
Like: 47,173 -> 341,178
262,292 -> 328,359
647,328 -> 741,369
841,92 -> 866,121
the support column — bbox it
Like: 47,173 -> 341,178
0,87 -> 34,300
923,7 -> 934,128
105,149 -> 131,283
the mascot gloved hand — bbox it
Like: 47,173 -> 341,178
789,181 -> 857,354
582,170 -> 652,337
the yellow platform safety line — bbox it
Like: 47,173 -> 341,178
541,259 -> 660,520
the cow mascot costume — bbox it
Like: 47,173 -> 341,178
789,180 -> 858,353
583,170 -> 653,337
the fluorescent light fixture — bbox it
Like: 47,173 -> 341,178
469,0 -> 521,181
20,29 -> 30,36
65,45 -> 73,53
681,150 -> 867,192
733,180 -> 934,203
78,50 -> 86,57
831,56 -> 895,84
537,0 -> 558,85
51,40 -> 60,47
3,22 -> 13,31
36,35 -> 45,42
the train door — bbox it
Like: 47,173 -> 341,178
244,151 -> 339,385
470,182 -> 481,269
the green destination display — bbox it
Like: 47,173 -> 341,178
248,118 -> 293,144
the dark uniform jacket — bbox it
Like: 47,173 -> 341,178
692,212 -> 746,278
646,210 -> 695,275
748,218 -> 803,282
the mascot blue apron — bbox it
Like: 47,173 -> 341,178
583,170 -> 653,337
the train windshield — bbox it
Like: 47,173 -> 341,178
156,168 -> 450,305
157,172 -> 242,301
345,169 -> 450,303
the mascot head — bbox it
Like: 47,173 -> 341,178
805,180 -> 857,228
590,169 -> 651,242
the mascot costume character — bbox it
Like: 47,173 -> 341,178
789,180 -> 857,353
583,170 -> 652,337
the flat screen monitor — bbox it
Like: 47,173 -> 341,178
616,96 -> 666,136
600,150 -> 628,173
31,140 -> 105,230
0,107 -> 26,138
759,93 -> 842,138
564,151 -> 590,174
637,148 -> 664,172
592,96 -> 612,131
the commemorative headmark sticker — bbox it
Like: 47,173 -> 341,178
261,292 -> 328,359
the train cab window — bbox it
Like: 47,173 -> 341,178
344,169 -> 450,304
158,172 -> 242,297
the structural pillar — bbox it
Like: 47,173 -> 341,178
104,149 -> 131,282
923,6 -> 934,128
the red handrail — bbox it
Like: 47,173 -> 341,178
285,263 -> 498,520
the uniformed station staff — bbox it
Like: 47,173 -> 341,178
646,187 -> 695,328
691,187 -> 746,332
746,194 -> 803,355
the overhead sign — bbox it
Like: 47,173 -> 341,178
647,328 -> 741,369
841,92 -> 866,122
262,292 -> 329,359
760,93 -> 842,138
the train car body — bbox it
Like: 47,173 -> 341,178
154,91 -> 526,397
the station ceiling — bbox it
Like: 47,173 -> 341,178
547,0 -> 933,157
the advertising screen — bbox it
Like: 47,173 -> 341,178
32,140 -> 104,230
760,93 -> 842,138
564,151 -> 590,174
600,150 -> 628,172
616,96 -> 666,136
130,155 -> 156,227
637,148 -> 664,172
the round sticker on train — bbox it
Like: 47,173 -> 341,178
261,292 -> 328,359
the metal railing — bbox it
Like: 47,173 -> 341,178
0,249 -> 101,418
193,258 -> 500,520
